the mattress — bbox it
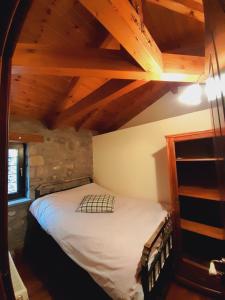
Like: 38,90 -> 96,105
30,183 -> 167,300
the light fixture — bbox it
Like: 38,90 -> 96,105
219,73 -> 225,96
162,73 -> 187,82
205,76 -> 221,101
205,77 -> 216,101
178,84 -> 202,105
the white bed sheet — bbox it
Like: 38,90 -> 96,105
30,183 -> 167,300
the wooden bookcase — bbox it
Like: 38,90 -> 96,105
166,130 -> 225,297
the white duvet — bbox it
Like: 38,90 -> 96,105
30,183 -> 167,300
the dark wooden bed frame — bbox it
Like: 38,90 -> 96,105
23,177 -> 174,300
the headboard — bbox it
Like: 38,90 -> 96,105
34,176 -> 93,199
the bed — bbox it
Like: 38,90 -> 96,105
25,178 -> 173,300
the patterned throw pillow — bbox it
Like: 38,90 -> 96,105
76,194 -> 115,213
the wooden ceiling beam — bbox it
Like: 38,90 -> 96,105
47,34 -> 118,118
9,132 -> 44,143
79,0 -> 163,73
131,0 -> 144,25
49,80 -> 147,129
162,53 -> 205,81
190,0 -> 202,5
96,82 -> 171,133
12,46 -> 150,80
45,35 -> 118,125
146,0 -> 204,23
13,44 -> 205,83
59,35 -> 120,112
54,77 -> 109,113
77,80 -> 148,130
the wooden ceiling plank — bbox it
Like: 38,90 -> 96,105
79,0 -> 163,73
78,80 -> 148,129
147,0 -> 204,23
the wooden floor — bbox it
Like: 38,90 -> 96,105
14,252 -> 213,300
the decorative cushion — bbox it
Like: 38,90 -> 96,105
76,194 -> 115,213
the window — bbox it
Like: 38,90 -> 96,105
8,143 -> 26,200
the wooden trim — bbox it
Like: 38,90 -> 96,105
178,185 -> 221,201
165,129 -> 215,141
180,219 -> 225,240
146,0 -> 204,23
9,132 -> 44,143
166,136 -> 182,259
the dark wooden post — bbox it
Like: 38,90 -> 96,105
0,1 -> 32,299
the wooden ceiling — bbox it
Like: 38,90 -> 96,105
10,0 -> 205,133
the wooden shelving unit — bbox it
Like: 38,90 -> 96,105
166,130 -> 225,297
178,185 -> 221,201
180,219 -> 225,240
176,157 -> 223,162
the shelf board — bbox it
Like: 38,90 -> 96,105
180,219 -> 225,240
176,157 -> 224,162
178,185 -> 221,201
182,256 -> 209,271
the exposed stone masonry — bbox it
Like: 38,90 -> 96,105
8,118 -> 93,250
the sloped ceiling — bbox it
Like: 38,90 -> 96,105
11,0 -> 205,133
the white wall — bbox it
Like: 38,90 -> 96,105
122,86 -> 209,129
93,109 -> 212,207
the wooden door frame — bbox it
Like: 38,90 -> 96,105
0,1 -> 32,299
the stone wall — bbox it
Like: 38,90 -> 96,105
8,202 -> 30,251
8,117 -> 93,250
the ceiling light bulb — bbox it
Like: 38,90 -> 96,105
205,77 -> 217,102
179,84 -> 202,105
205,75 -> 222,101
162,73 -> 186,81
220,73 -> 225,96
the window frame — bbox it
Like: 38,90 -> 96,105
8,143 -> 26,201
